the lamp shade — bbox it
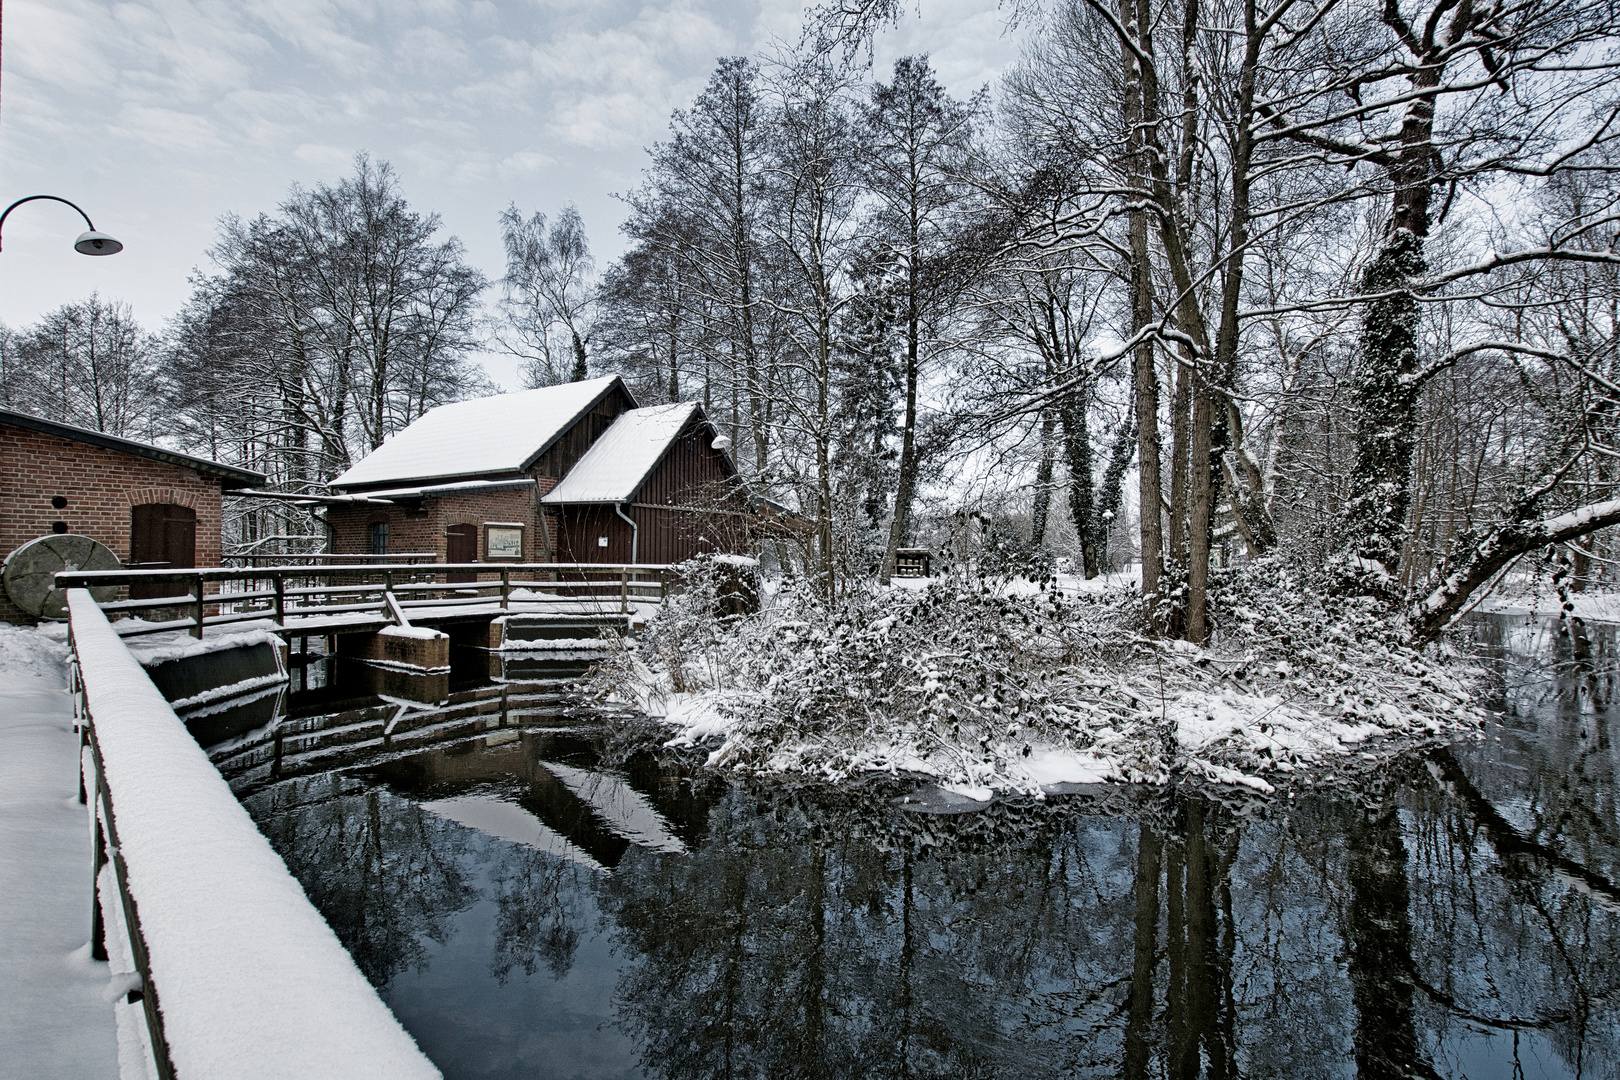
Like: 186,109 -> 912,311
73,230 -> 122,256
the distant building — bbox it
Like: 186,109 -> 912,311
322,376 -> 751,566
0,409 -> 264,624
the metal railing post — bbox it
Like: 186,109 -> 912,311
91,809 -> 106,962
79,706 -> 178,1080
620,569 -> 629,615
501,568 -> 510,610
273,573 -> 286,625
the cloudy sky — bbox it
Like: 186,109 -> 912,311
0,0 -> 1021,388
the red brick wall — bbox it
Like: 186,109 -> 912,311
0,422 -> 225,624
326,484 -> 553,563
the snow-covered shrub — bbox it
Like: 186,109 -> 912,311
595,556 -> 1484,797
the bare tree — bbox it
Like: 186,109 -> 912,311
11,294 -> 163,439
497,203 -> 597,386
862,56 -> 982,583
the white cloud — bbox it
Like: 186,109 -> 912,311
293,143 -> 356,170
0,0 -> 1018,392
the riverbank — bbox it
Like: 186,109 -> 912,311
0,625 -> 118,1080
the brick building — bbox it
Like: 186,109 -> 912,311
323,376 -> 750,567
0,409 -> 264,623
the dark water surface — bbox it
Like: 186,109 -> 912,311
213,614 -> 1620,1079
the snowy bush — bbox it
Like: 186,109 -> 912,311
593,556 -> 1484,797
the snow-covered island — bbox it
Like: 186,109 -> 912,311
592,557 -> 1485,800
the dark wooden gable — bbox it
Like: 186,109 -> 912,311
633,414 -> 746,510
527,383 -> 637,481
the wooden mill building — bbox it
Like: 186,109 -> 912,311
324,376 -> 750,566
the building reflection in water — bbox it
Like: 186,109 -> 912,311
238,615 -> 1620,1080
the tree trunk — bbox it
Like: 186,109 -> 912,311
1031,409 -> 1058,549
880,325 -> 921,585
1120,0 -> 1165,608
1063,394 -> 1100,578
1346,792 -> 1424,1080
1186,388 -> 1217,641
1122,822 -> 1162,1080
570,329 -> 588,381
1409,497 -> 1620,643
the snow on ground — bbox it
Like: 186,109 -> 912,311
0,623 -> 118,1080
596,561 -> 1483,799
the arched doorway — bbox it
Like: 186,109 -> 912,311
130,503 -> 196,600
446,523 -> 477,583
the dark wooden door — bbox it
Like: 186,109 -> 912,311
446,524 -> 477,583
130,504 -> 196,600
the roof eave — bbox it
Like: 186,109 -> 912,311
331,468 -> 531,493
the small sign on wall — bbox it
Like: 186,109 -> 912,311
598,536 -> 609,548
484,523 -> 525,560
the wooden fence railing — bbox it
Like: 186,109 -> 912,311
55,562 -> 673,639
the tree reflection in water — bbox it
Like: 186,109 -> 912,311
239,614 -> 1620,1080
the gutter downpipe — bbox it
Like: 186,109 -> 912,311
614,502 -> 639,565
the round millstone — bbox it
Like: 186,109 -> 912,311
2,534 -> 122,619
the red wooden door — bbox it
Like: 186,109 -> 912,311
446,524 -> 477,583
130,504 -> 196,600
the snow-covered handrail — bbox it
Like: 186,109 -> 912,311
67,590 -> 441,1080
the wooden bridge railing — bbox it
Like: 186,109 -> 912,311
55,562 -> 673,639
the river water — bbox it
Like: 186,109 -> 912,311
205,613 -> 1619,1079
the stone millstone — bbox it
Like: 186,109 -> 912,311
2,534 -> 122,619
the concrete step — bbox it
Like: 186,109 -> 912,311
496,613 -> 631,648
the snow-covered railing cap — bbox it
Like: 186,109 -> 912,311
66,590 -> 441,1080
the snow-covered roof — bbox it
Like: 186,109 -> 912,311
541,401 -> 703,504
330,376 -> 629,489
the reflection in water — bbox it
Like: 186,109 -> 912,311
231,617 -> 1620,1079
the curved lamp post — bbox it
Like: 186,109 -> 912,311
0,195 -> 122,255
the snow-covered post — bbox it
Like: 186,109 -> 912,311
189,574 -> 205,640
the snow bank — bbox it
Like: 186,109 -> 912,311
122,624 -> 284,667
0,619 -> 70,679
67,591 -> 440,1080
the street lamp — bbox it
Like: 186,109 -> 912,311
0,195 -> 122,255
